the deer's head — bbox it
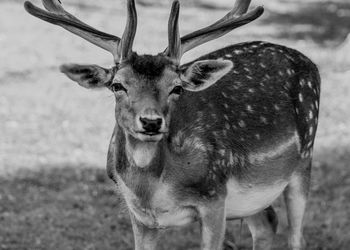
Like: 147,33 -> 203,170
25,0 -> 263,143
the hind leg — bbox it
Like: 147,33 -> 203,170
245,206 -> 278,250
284,165 -> 311,250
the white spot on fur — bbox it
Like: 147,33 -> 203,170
239,120 -> 246,128
219,149 -> 226,157
309,126 -> 314,135
309,110 -> 313,119
234,50 -> 243,55
226,54 -> 233,58
259,63 -> 267,68
260,116 -> 267,124
308,81 -> 312,88
247,105 -> 253,112
299,93 -> 303,102
222,92 -> 228,98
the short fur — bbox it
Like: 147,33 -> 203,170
123,53 -> 174,79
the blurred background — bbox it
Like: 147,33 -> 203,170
0,0 -> 349,249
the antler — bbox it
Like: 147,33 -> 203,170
120,0 -> 137,61
165,0 -> 264,63
167,0 -> 181,64
24,0 -> 137,63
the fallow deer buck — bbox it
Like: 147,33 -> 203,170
25,0 -> 320,249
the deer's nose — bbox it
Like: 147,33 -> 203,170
139,116 -> 163,133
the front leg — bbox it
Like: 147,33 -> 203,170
198,199 -> 226,250
130,214 -> 160,250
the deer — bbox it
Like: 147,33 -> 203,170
24,0 -> 320,249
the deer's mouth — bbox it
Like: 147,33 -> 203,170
135,131 -> 165,142
140,131 -> 161,136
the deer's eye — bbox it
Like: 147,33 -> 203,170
169,86 -> 184,95
111,82 -> 127,93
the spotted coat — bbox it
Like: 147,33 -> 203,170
169,41 -> 320,194
109,41 -> 320,203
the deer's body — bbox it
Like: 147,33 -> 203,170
26,0 -> 320,249
108,41 -> 319,230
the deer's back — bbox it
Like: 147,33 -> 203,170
171,41 -> 320,172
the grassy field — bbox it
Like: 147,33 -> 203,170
0,0 -> 350,249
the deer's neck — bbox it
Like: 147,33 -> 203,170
121,129 -> 210,178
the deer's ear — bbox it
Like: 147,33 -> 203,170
60,64 -> 115,89
180,59 -> 233,92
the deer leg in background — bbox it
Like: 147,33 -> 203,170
129,214 -> 161,250
284,164 -> 311,250
245,206 -> 277,250
199,200 -> 226,250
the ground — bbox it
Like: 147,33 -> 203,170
0,0 -> 349,249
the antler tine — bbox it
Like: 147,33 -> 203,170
119,0 -> 137,61
167,0 -> 181,64
163,0 -> 263,61
232,0 -> 251,15
212,0 -> 252,26
41,0 -> 89,26
24,0 -> 121,63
